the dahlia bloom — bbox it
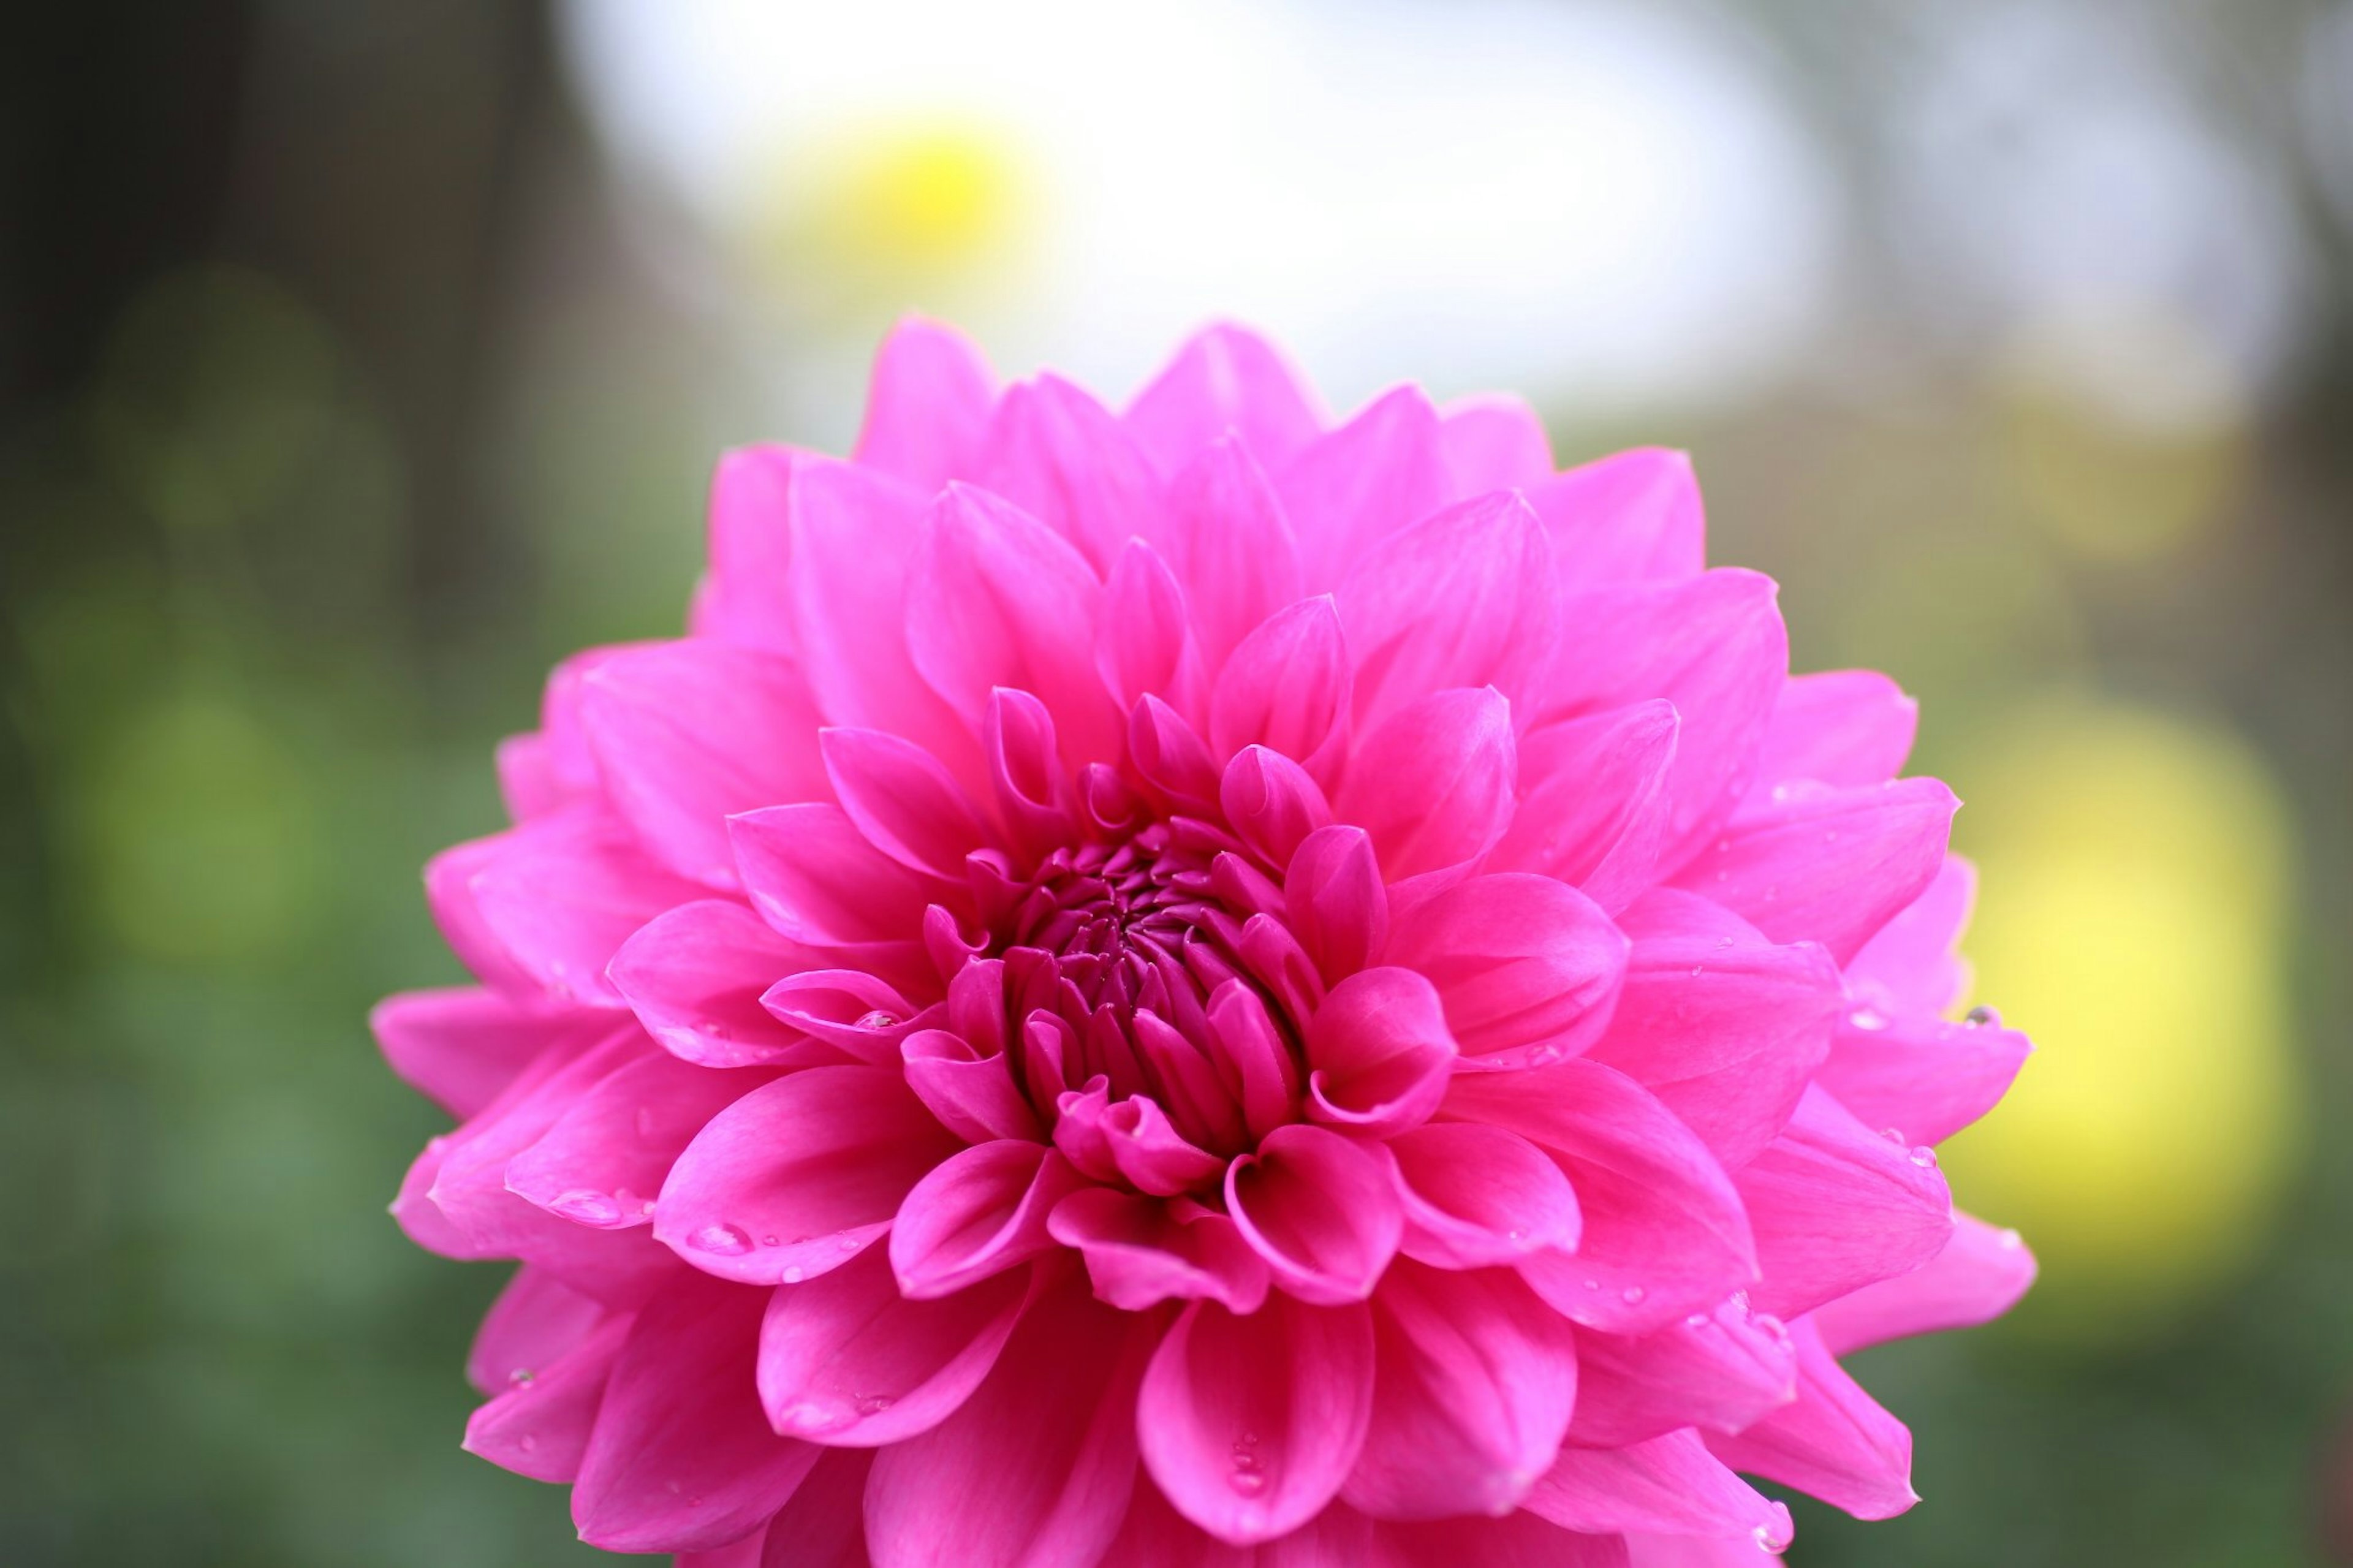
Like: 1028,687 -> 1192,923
377,320 -> 2036,1567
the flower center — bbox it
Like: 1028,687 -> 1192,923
968,817 -> 1311,1175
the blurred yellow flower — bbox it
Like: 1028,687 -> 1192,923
1942,700 -> 2298,1339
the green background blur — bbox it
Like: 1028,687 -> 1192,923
4,2 -> 2351,1564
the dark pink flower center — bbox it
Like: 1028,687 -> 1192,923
968,816 -> 1310,1175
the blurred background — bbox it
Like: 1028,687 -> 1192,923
1,1 -> 2347,1562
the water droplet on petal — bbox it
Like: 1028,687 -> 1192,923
1881,1127 -> 1906,1145
838,1235 -> 862,1252
634,1106 -> 657,1139
548,1190 -> 624,1226
1908,1145 -> 1939,1168
1685,1313 -> 1710,1329
1965,1005 -> 1999,1028
691,1223 -> 753,1256
855,1393 -> 896,1416
760,1235 -> 781,1247
517,1433 -> 537,1452
1620,1285 -> 1646,1305
507,1368 -> 534,1388
1229,1468 -> 1267,1497
783,1399 -> 855,1434
1847,1007 -> 1890,1032
782,1265 -> 805,1284
856,1010 -> 900,1030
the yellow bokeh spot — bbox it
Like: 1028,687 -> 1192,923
1941,700 -> 2298,1338
748,123 -> 1027,302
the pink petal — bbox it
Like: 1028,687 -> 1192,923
1104,1096 -> 1230,1196
906,483 -> 1123,767
1843,854 -> 1976,1017
1276,385 -> 1450,586
1334,686 -> 1517,885
579,640 -> 832,887
1385,873 -> 1627,1065
509,1051 -> 776,1230
758,1245 -> 1029,1446
1732,1086 -> 1953,1320
757,968 -> 923,1063
983,686 -> 1083,858
1812,1007 -> 2030,1147
865,1271 -> 1160,1568
1335,491 -> 1557,731
1130,694 -> 1224,814
464,1309 -> 631,1483
1283,825 -> 1389,987
852,316 -> 996,488
1491,700 -> 1680,914
1527,447 -> 1705,590
1126,322 -> 1326,477
1531,569 -> 1786,877
819,727 -> 991,881
1099,540 -> 1201,713
1048,1188 -> 1272,1314
1526,1428 -> 1788,1547
1303,966 -> 1457,1136
654,1065 -> 961,1286
785,453 -> 980,782
751,1446 -> 874,1568
466,812 -> 711,1007
890,1140 -> 1083,1298
979,373 -> 1169,574
466,1263 -> 609,1395
1447,1061 -> 1755,1335
1707,1318 -> 1916,1520
1227,1124 -> 1403,1305
1208,597 -> 1352,783
900,1027 -> 1042,1143
609,900 -> 824,1069
1208,979 -> 1304,1139
1624,1534 -> 1784,1568
730,803 -> 949,949
1139,1293 -> 1376,1545
1748,669 -> 1917,798
1671,778 -> 1958,964
373,987 -> 614,1120
1343,1260 -> 1578,1520
572,1273 -> 822,1553
1567,1295 -> 1798,1448
1384,1122 -> 1582,1270
1439,392 -> 1554,494
1164,437 -> 1308,676
1221,746 -> 1333,870
1377,1512 -> 1632,1568
692,445 -> 799,656
1813,1211 -> 2036,1355
425,831 -> 536,994
1583,891 -> 1843,1168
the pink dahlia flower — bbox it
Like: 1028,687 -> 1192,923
377,320 -> 2036,1567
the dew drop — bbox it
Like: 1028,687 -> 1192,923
1964,1005 -> 1999,1028
1999,1228 -> 2025,1251
1229,1468 -> 1267,1497
1690,965 -> 1705,977
855,1394 -> 896,1417
1581,1279 -> 1601,1292
691,1223 -> 753,1256
1880,1126 -> 1906,1145
1685,1313 -> 1710,1329
1716,936 -> 1735,950
1847,1007 -> 1889,1032
1620,1285 -> 1646,1305
856,1010 -> 900,1030
839,1235 -> 862,1252
1908,1145 -> 1939,1168
782,1265 -> 806,1284
634,1106 -> 657,1139
784,1399 -> 854,1434
761,1234 -> 781,1247
518,1433 -> 537,1453
1752,1312 -> 1789,1346
548,1189 -> 623,1226
507,1368 -> 534,1388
